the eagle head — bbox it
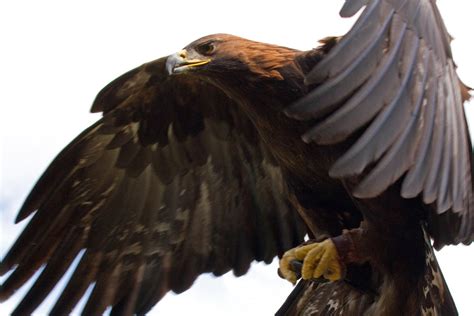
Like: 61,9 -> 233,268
166,34 -> 299,82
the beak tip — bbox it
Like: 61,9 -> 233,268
166,55 -> 176,75
166,51 -> 185,75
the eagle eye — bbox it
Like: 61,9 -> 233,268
196,42 -> 216,56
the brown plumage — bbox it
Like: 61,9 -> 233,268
1,0 -> 472,315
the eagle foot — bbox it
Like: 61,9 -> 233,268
279,239 -> 344,284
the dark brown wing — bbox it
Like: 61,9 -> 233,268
286,0 -> 473,247
0,57 -> 306,315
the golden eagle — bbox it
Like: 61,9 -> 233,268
1,0 -> 472,315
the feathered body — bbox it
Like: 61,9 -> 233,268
197,35 -> 460,315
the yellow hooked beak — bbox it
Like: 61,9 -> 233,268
166,50 -> 211,74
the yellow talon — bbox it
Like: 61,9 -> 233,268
294,239 -> 343,282
279,248 -> 298,285
279,239 -> 344,284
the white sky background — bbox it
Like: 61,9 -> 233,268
0,0 -> 473,315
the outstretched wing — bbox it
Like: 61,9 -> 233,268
0,57 -> 306,315
286,0 -> 473,247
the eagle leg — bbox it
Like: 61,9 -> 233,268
279,239 -> 345,284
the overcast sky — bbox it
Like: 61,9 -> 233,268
1,0 -> 473,315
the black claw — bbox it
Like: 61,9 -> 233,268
290,260 -> 303,279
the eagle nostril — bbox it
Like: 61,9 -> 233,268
179,50 -> 187,59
